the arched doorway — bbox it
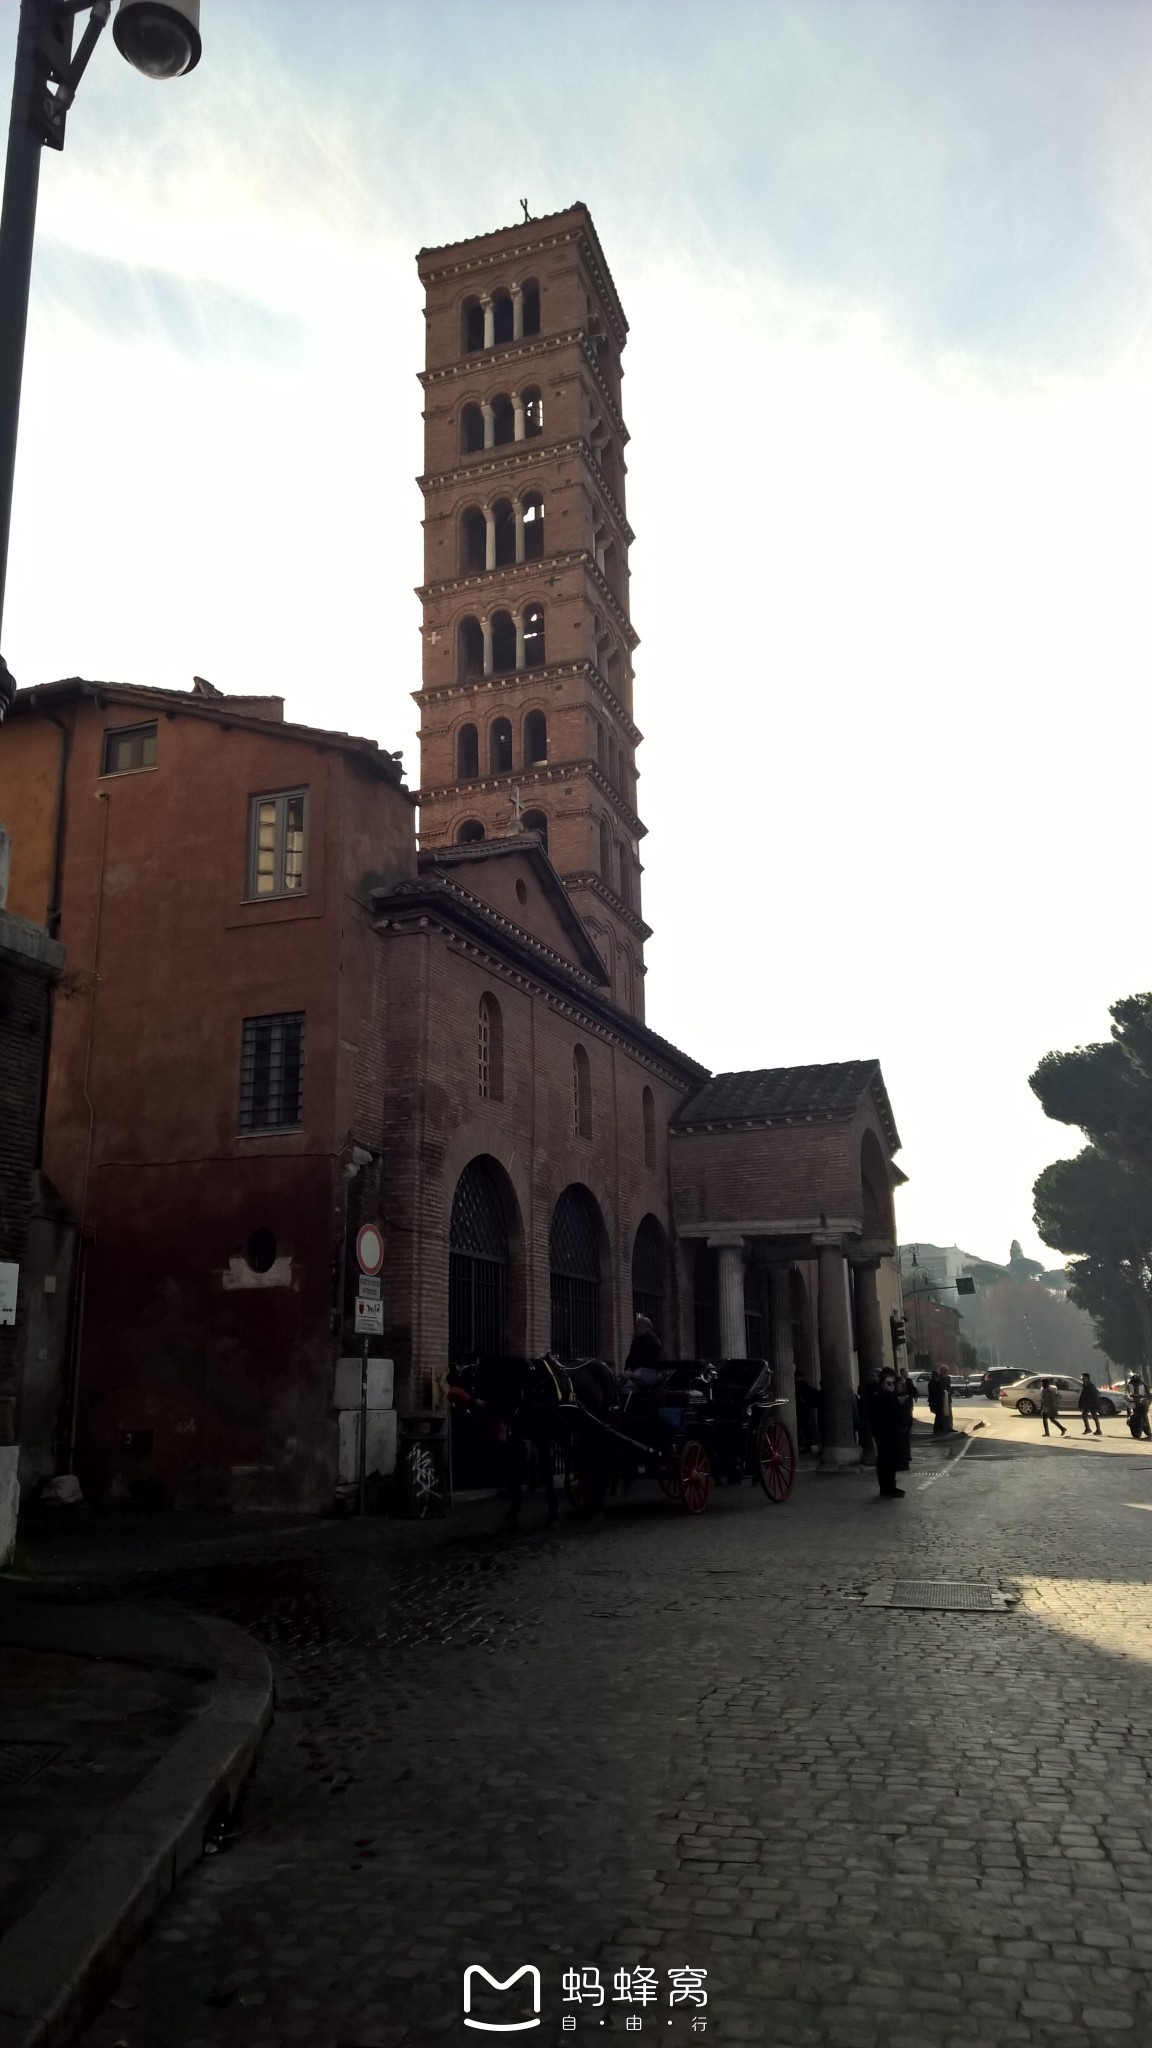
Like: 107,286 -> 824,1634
694,1243 -> 719,1360
631,1214 -> 668,1340
449,1158 -> 509,1361
549,1185 -> 602,1361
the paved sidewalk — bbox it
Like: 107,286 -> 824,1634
17,1437 -> 1152,2048
0,1591 -> 272,2048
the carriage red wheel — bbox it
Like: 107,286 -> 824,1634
756,1418 -> 796,1502
565,1465 -> 606,1518
677,1439 -> 712,1515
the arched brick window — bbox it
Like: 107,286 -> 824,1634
460,404 -> 484,454
549,1184 -> 600,1362
457,616 -> 483,680
632,1213 -> 667,1338
456,819 -> 485,843
572,1044 -> 592,1139
449,1157 -> 509,1360
456,724 -> 478,778
490,718 -> 513,774
478,993 -> 503,1102
524,710 -> 547,765
521,809 -> 548,854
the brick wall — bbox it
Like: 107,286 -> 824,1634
0,917 -> 63,1444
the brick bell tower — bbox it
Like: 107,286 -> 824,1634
414,203 -> 649,1018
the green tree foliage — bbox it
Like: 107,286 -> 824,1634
1031,993 -> 1152,1370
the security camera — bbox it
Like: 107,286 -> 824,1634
113,0 -> 201,79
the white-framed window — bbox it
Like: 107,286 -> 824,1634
248,789 -> 308,899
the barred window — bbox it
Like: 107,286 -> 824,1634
478,993 -> 503,1101
573,1044 -> 591,1139
240,1012 -> 304,1131
102,723 -> 157,776
248,790 -> 308,898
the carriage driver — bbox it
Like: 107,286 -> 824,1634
624,1314 -> 664,1386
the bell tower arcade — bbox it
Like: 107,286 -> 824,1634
414,203 -> 649,1018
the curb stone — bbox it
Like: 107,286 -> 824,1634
0,1615 -> 273,2048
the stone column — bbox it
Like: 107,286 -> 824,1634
767,1262 -> 796,1457
712,1239 -> 746,1360
852,1259 -> 886,1465
512,394 -> 526,442
513,498 -> 525,563
481,616 -> 494,677
481,401 -> 495,451
514,613 -> 526,669
510,282 -> 523,341
481,294 -> 494,350
484,507 -> 497,573
817,1240 -> 857,1466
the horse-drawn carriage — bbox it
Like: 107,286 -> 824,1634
554,1355 -> 796,1517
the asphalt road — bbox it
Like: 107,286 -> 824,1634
70,1433 -> 1152,2048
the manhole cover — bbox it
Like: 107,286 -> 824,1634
863,1581 -> 1016,1611
0,1742 -> 63,1791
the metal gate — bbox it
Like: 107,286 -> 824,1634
631,1213 -> 667,1339
549,1186 -> 601,1362
449,1159 -> 508,1361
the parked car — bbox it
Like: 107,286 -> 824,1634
981,1366 -> 1026,1401
998,1374 -> 1131,1419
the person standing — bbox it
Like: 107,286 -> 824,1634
868,1370 -> 907,1498
624,1314 -> 663,1385
1129,1377 -> 1151,1442
928,1366 -> 952,1437
895,1369 -> 915,1471
1039,1378 -> 1067,1439
1078,1372 -> 1103,1437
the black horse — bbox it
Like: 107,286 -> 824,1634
449,1353 -> 619,1525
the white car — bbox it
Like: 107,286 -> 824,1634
999,1374 -> 1130,1419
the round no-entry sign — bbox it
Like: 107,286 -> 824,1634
356,1223 -> 384,1277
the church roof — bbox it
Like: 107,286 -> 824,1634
675,1061 -> 901,1153
416,834 -> 609,984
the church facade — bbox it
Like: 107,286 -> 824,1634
0,206 -> 905,1511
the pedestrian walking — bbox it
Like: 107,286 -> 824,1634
1128,1377 -> 1151,1441
1038,1378 -> 1067,1438
868,1369 -> 907,1498
1078,1372 -> 1103,1436
927,1366 -> 952,1437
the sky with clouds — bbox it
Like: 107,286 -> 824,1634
3,0 -> 1152,1264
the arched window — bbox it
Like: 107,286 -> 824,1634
490,718 -> 513,774
522,386 -> 543,437
522,280 -> 541,336
493,499 -> 516,569
861,1129 -> 894,1238
478,993 -> 503,1102
456,819 -> 485,843
456,723 -> 479,778
572,1044 -> 592,1139
524,710 -> 547,764
632,1214 -> 667,1337
457,616 -> 484,680
523,604 -> 545,666
617,844 -> 631,908
449,1157 -> 509,1360
460,404 -> 484,454
621,949 -> 634,1013
642,1086 -> 656,1169
549,1184 -> 600,1362
492,394 -> 515,445
522,492 -> 544,561
594,719 -> 606,771
521,808 -> 548,854
462,299 -> 484,353
607,737 -> 618,788
491,611 -> 516,673
599,817 -> 612,882
460,507 -> 486,575
492,290 -> 514,345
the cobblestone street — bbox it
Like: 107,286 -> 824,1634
69,1436 -> 1152,2048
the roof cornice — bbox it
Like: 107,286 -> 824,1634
420,329 -> 628,446
420,436 -> 633,545
419,548 -> 638,650
412,659 -> 640,746
417,213 -> 628,349
417,756 -> 646,841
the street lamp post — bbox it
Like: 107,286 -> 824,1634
0,0 -> 201,718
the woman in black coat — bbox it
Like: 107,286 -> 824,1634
868,1370 -> 907,1499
